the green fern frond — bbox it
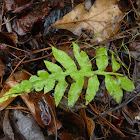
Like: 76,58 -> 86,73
0,43 -> 135,106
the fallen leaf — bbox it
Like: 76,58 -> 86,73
79,109 -> 95,140
13,109 -> 45,140
58,128 -> 85,140
60,111 -> 86,138
0,71 -> 29,111
44,5 -> 73,36
11,1 -> 64,36
11,2 -> 51,36
26,91 -> 62,135
85,116 -> 95,140
0,85 -> 15,111
53,0 -> 124,43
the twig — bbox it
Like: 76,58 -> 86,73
9,56 -> 27,78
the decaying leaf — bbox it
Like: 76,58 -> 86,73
53,0 -> 124,42
0,71 -> 30,111
85,116 -> 95,140
60,111 -> 86,139
13,109 -> 45,140
0,85 -> 15,111
79,109 -> 95,140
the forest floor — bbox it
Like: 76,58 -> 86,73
0,0 -> 140,140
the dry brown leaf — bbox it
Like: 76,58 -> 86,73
53,0 -> 124,43
0,85 -> 15,111
0,71 -> 30,111
85,116 -> 95,140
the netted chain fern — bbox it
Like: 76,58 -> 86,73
0,43 -> 135,106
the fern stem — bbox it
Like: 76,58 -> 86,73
47,70 -> 123,81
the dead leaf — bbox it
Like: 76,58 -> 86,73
44,5 -> 73,36
0,71 -> 30,111
0,85 -> 15,111
12,2 -> 51,36
58,128 -> 85,140
60,111 -> 86,138
53,0 -> 124,43
85,116 -> 95,140
13,109 -> 45,140
26,91 -> 62,135
79,109 -> 95,140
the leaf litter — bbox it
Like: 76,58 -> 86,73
0,0 -> 140,139
53,0 -> 124,43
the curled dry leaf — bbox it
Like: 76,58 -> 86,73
85,116 -> 95,140
79,109 -> 95,140
53,0 -> 124,42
